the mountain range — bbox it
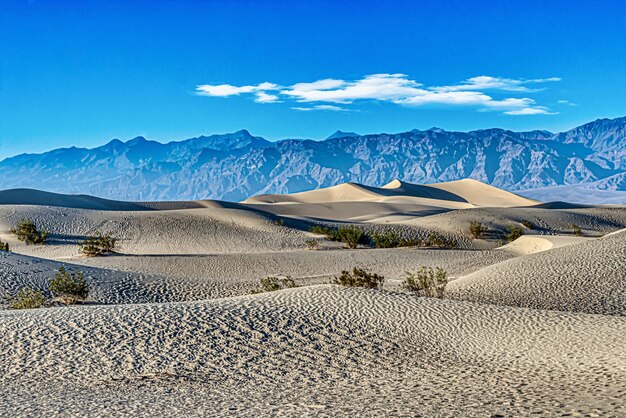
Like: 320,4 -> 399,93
2,116 -> 625,203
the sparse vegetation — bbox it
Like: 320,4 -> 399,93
272,218 -> 285,226
0,240 -> 9,252
521,220 -> 534,229
337,225 -> 366,249
9,287 -> 46,309
305,239 -> 319,250
254,276 -> 298,293
11,218 -> 48,245
333,267 -> 384,289
469,220 -> 487,239
309,225 -> 340,241
427,233 -> 459,248
570,224 -> 583,236
49,267 -> 89,304
506,226 -> 524,242
310,224 -> 458,249
79,231 -> 117,257
403,267 -> 448,298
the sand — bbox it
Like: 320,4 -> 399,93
1,286 -> 624,416
448,229 -> 626,315
0,179 -> 625,416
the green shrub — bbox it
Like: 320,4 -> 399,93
0,240 -> 9,252
371,230 -> 402,248
521,220 -> 534,229
469,220 -> 487,239
427,233 -> 458,248
49,267 -> 89,304
570,224 -> 583,236
10,287 -> 46,309
11,218 -> 48,245
337,225 -> 366,249
371,230 -> 426,248
333,267 -> 384,289
506,226 -> 524,242
404,267 -> 448,298
255,276 -> 298,293
309,225 -> 340,241
79,231 -> 117,257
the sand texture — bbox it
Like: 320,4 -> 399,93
0,179 -> 625,416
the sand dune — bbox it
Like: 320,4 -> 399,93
2,286 -> 624,417
0,205 -> 308,257
1,182 -> 625,416
496,234 -> 588,255
384,178 -> 539,207
447,229 -> 626,315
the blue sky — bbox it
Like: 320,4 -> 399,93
1,0 -> 625,158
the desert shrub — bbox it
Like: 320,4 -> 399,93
255,276 -> 298,293
11,218 -> 48,245
506,226 -> 524,242
570,224 -> 583,236
333,267 -> 384,289
0,240 -> 9,252
371,230 -> 426,248
371,230 -> 402,248
10,287 -> 46,309
49,267 -> 89,304
427,233 -> 459,248
337,225 -> 366,249
79,231 -> 117,257
521,220 -> 534,229
272,218 -> 284,226
404,267 -> 448,298
469,220 -> 487,239
309,225 -> 340,241
305,239 -> 319,250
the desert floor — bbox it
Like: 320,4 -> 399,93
0,179 -> 625,417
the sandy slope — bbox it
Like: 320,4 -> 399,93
1,182 -> 625,416
0,205 -> 308,257
447,229 -> 626,315
1,286 -> 624,417
496,234 -> 589,255
243,179 -> 538,221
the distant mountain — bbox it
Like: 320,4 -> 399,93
1,117 -> 625,202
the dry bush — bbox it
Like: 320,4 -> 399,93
80,231 -> 118,257
0,240 -> 9,252
427,233 -> 459,248
570,224 -> 583,236
404,267 -> 448,298
333,267 -> 384,289
11,218 -> 48,245
255,276 -> 298,293
10,287 -> 46,309
469,220 -> 487,239
506,226 -> 524,242
49,267 -> 89,304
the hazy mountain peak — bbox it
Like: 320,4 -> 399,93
0,116 -> 624,202
326,130 -> 360,140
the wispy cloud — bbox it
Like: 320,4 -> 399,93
195,74 -> 562,115
292,104 -> 349,112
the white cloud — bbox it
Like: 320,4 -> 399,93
557,99 -> 577,106
435,76 -> 561,92
504,107 -> 555,115
292,104 -> 349,112
195,73 -> 561,115
255,92 -> 280,103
